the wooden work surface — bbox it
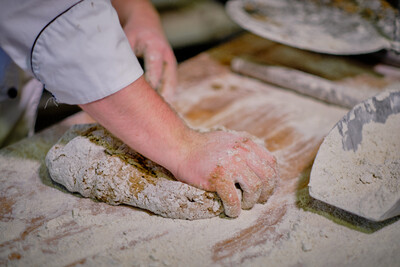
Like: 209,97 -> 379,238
1,33 -> 400,266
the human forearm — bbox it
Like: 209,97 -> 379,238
81,76 -> 279,217
79,76 -> 200,174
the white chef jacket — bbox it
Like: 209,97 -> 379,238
0,0 -> 143,104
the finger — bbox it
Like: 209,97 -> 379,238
246,155 -> 277,203
159,53 -> 177,102
248,162 -> 277,203
256,164 -> 277,203
235,167 -> 262,210
215,179 -> 241,218
245,143 -> 279,203
143,46 -> 164,90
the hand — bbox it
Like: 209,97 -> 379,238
81,76 -> 278,218
126,28 -> 177,102
174,130 -> 279,217
113,0 -> 177,102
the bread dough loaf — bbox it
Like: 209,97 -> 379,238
45,124 -> 223,220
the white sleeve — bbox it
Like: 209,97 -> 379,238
0,0 -> 143,105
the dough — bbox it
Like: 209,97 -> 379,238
45,124 -> 223,220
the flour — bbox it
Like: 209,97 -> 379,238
1,75 -> 399,266
309,112 -> 400,221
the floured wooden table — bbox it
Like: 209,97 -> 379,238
1,34 -> 400,266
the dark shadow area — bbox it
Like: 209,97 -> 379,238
295,167 -> 400,234
35,91 -> 82,132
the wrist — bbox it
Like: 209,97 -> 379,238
161,127 -> 204,177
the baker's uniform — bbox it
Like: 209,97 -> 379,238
0,0 -> 144,146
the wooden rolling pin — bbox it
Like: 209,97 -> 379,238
231,57 -> 362,109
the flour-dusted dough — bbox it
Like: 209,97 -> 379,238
45,124 -> 223,220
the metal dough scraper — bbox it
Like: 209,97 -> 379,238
226,0 -> 399,55
309,90 -> 400,222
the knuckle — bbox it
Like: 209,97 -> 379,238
248,178 -> 262,192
